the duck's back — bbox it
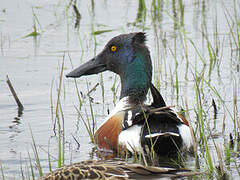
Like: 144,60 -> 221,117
96,83 -> 193,156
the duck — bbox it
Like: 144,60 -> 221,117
38,159 -> 200,180
66,32 -> 193,157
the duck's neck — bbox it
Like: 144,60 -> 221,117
119,53 -> 152,104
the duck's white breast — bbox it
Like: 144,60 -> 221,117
118,125 -> 142,153
177,124 -> 193,151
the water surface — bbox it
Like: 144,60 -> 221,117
0,0 -> 239,179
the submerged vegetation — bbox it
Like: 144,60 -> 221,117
0,0 -> 240,179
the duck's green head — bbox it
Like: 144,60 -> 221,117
66,32 -> 152,103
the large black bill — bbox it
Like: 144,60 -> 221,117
66,58 -> 107,78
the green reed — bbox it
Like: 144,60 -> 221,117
141,106 -> 155,163
30,125 -> 43,177
86,82 -> 96,142
54,56 -> 66,167
136,0 -> 147,30
224,3 -> 240,52
75,105 -> 95,143
194,72 -> 214,173
111,75 -> 118,106
73,81 -> 99,143
0,162 -> 5,180
24,8 -> 41,38
68,54 -> 83,108
100,73 -> 105,103
27,151 -> 35,180
47,139 -> 53,173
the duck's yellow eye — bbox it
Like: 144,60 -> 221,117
111,45 -> 117,52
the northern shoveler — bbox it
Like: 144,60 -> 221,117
38,160 -> 199,180
66,32 -> 193,156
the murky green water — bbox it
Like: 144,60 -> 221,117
0,0 -> 239,179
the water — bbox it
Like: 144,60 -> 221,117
0,0 -> 239,179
